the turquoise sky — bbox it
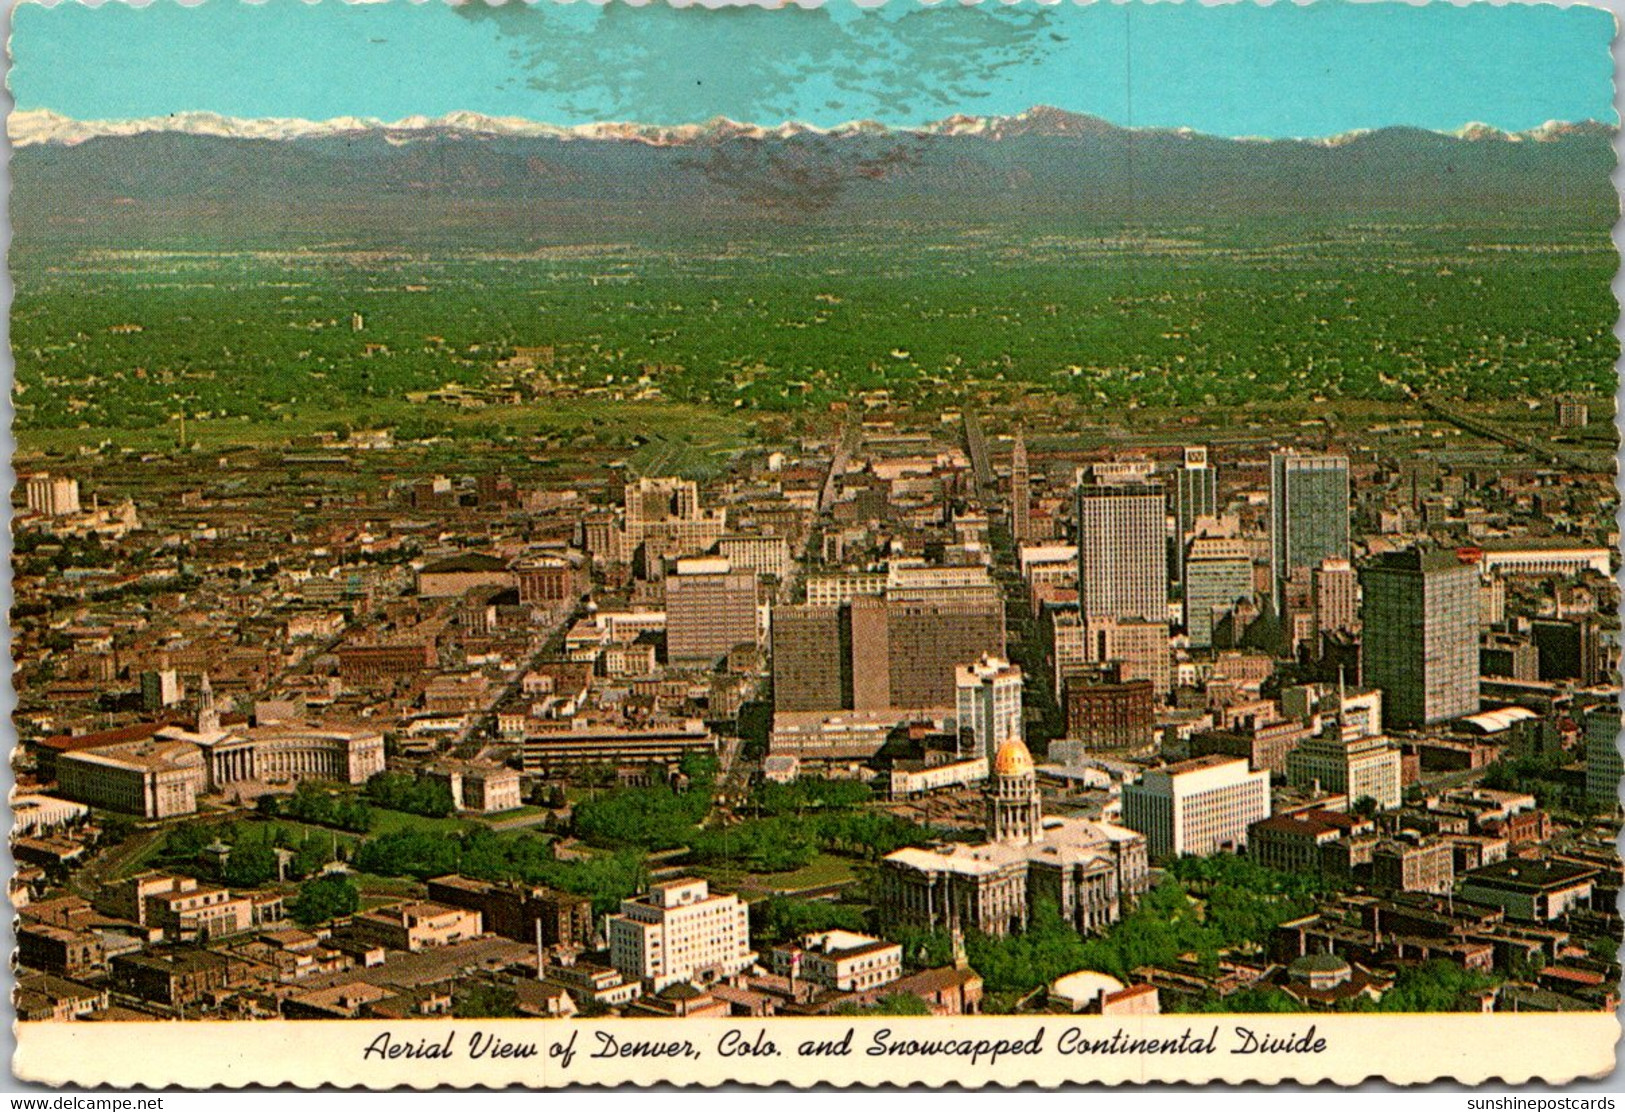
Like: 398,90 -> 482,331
10,0 -> 1618,137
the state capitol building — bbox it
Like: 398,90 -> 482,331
877,737 -> 1151,936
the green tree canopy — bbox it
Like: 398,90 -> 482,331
290,874 -> 360,927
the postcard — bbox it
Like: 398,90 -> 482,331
7,0 -> 1621,1089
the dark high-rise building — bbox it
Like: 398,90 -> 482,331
770,593 -> 1004,714
1480,632 -> 1540,682
1270,452 -> 1350,611
1170,446 -> 1219,584
1173,447 -> 1219,536
772,606 -> 847,712
1360,548 -> 1479,728
886,598 -> 1006,709
849,594 -> 893,710
1530,618 -> 1603,683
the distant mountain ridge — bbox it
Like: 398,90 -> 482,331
12,105 -> 1616,149
12,104 -> 1616,244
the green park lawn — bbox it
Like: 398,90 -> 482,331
365,808 -> 477,837
697,852 -> 858,901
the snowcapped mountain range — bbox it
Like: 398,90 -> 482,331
11,105 -> 1614,149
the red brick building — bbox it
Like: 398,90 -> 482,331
1065,679 -> 1155,754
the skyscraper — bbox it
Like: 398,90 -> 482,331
1076,482 -> 1168,624
1269,452 -> 1350,610
849,594 -> 893,711
665,557 -> 760,667
1121,755 -> 1271,859
1359,548 -> 1480,728
771,576 -> 1005,713
771,605 -> 847,712
1010,432 -> 1032,544
1183,536 -> 1253,650
1584,706 -> 1621,809
955,655 -> 1024,760
1170,447 -> 1218,583
886,597 -> 1007,708
1173,447 -> 1218,536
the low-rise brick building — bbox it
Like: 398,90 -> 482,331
425,875 -> 594,949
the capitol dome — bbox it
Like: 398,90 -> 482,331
992,738 -> 1035,777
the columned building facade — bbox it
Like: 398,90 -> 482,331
877,739 -> 1150,938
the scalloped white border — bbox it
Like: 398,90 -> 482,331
3,0 -> 1623,1094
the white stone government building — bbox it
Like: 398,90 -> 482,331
877,738 -> 1150,936
46,677 -> 385,819
607,878 -> 755,992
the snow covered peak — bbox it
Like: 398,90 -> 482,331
9,106 -> 1615,149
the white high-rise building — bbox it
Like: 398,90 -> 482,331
1120,755 -> 1270,859
955,655 -> 1023,760
1076,482 -> 1168,624
1286,729 -> 1403,812
26,474 -> 81,517
1172,447 -> 1219,537
607,878 -> 755,992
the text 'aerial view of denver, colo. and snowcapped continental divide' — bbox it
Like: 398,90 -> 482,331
7,0 -> 1623,1032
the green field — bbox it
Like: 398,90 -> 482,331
695,852 -> 858,901
364,808 -> 480,837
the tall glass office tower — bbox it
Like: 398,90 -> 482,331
1269,452 -> 1350,611
1360,548 -> 1480,728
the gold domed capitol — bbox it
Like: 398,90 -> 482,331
992,737 -> 1036,778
